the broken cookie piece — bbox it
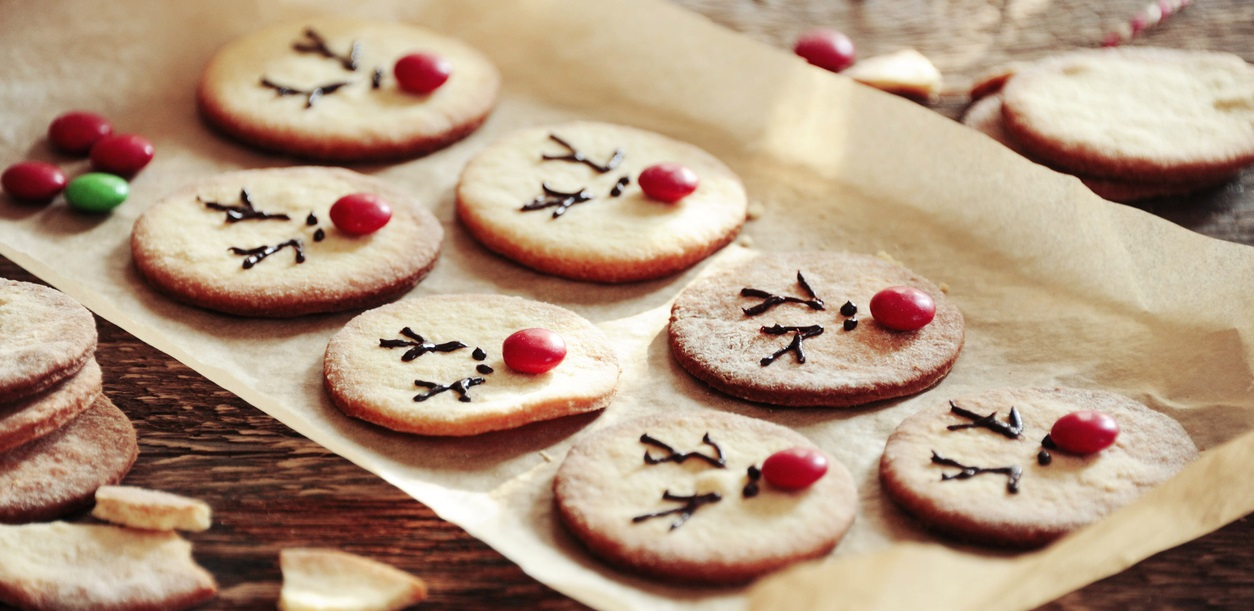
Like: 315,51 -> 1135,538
279,548 -> 428,611
92,485 -> 212,532
0,521 -> 217,610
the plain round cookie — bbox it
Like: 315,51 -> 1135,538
553,411 -> 857,585
0,394 -> 139,524
962,94 -> 1227,202
198,18 -> 499,162
880,387 -> 1198,548
0,280 -> 97,403
132,167 -> 443,317
456,121 -> 747,282
324,294 -> 620,436
0,358 -> 101,454
669,252 -> 964,407
1000,47 -> 1254,184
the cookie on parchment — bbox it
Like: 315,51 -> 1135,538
999,47 -> 1254,185
0,521 -> 217,611
669,252 -> 964,408
0,357 -> 102,454
553,411 -> 857,585
962,94 -> 1227,203
879,387 -> 1198,548
456,121 -> 748,283
0,394 -> 138,524
324,294 -> 620,436
132,167 -> 442,317
198,18 -> 499,162
0,279 -> 97,403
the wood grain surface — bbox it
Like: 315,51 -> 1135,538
2,1 -> 1253,609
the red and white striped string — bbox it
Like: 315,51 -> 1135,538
1102,0 -> 1194,47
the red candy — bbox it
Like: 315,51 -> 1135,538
793,28 -> 857,73
761,447 -> 828,491
89,134 -> 154,176
638,163 -> 699,203
48,111 -> 114,155
394,53 -> 452,94
330,193 -> 393,235
869,286 -> 936,331
2,161 -> 67,203
502,328 -> 567,374
1050,411 -> 1120,455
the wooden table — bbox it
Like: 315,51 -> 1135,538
2,1 -> 1252,609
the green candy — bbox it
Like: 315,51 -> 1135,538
65,172 -> 128,212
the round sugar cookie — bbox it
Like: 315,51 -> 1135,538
963,94 -> 1229,203
553,411 -> 857,585
879,387 -> 1198,548
669,252 -> 964,408
0,358 -> 102,454
0,394 -> 138,524
198,18 -> 500,162
0,280 -> 97,404
324,294 -> 620,436
456,121 -> 748,283
132,167 -> 443,317
1000,47 -> 1254,184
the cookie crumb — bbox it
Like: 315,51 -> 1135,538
738,235 -> 754,248
539,450 -> 554,462
746,201 -> 765,220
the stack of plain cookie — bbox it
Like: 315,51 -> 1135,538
0,279 -> 137,523
964,47 -> 1254,203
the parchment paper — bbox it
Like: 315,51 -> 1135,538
2,1 -> 1252,609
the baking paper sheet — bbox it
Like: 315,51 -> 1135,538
1,1 -> 1252,609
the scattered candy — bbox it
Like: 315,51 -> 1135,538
793,28 -> 857,73
762,447 -> 828,490
89,134 -> 154,176
394,53 -> 452,94
638,163 -> 699,203
48,111 -> 114,155
869,286 -> 936,331
1050,411 -> 1119,455
2,162 -> 67,203
502,328 -> 567,374
64,172 -> 128,213
330,193 -> 393,235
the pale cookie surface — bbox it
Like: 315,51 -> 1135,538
198,18 -> 499,161
669,252 -> 964,407
456,121 -> 747,282
132,167 -> 443,317
279,548 -> 428,611
0,521 -> 218,611
93,486 -> 213,533
880,386 -> 1198,548
963,94 -> 1226,203
0,357 -> 102,454
554,411 -> 857,584
324,294 -> 620,436
0,394 -> 138,524
0,279 -> 97,403
1000,47 -> 1254,183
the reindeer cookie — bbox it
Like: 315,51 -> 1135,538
880,387 -> 1198,547
554,411 -> 857,584
669,251 -> 964,407
456,121 -> 748,282
132,167 -> 442,317
323,294 -> 620,436
198,18 -> 499,161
